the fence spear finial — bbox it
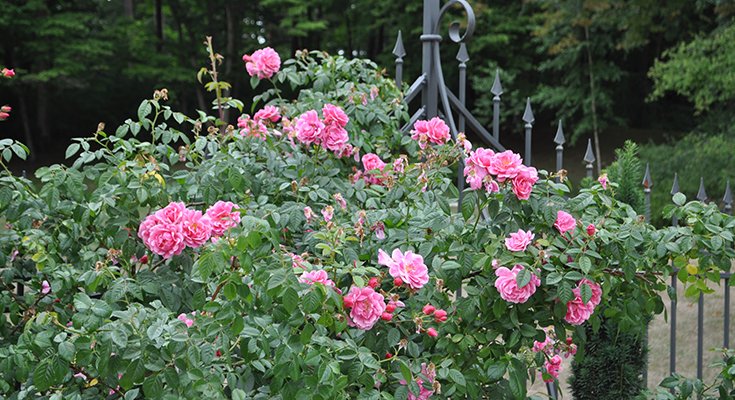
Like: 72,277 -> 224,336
491,69 -> 503,96
392,30 -> 406,58
671,173 -> 680,195
522,97 -> 534,124
696,177 -> 708,202
553,119 -> 565,145
456,43 -> 469,63
584,139 -> 595,164
642,163 -> 652,189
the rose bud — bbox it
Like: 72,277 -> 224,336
381,312 -> 393,321
427,327 -> 438,338
139,254 -> 149,264
368,277 -> 379,288
343,297 -> 354,308
385,303 -> 396,313
393,277 -> 403,287
422,304 -> 436,315
385,352 -> 393,359
433,309 -> 448,322
586,224 -> 596,236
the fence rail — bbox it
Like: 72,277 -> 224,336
391,0 -> 734,397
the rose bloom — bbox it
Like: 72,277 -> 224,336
0,112 -> 9,120
177,313 -> 194,328
598,174 -> 608,189
564,287 -> 595,325
41,280 -> 51,295
321,206 -> 334,223
154,202 -> 187,224
533,335 -> 552,353
322,103 -> 349,127
205,201 -> 241,237
138,213 -> 162,247
554,210 -> 576,234
321,123 -> 349,152
180,209 -> 212,248
361,153 -> 386,185
543,355 -> 563,382
146,223 -> 186,259
343,286 -> 386,330
488,150 -> 523,182
242,47 -> 281,79
494,264 -> 541,304
377,248 -> 429,290
294,110 -> 324,145
299,269 -> 335,287
512,165 -> 538,200
505,229 -> 535,252
1,105 -> 10,113
579,278 -> 602,307
468,147 -> 495,174
411,117 -> 450,148
2,68 -> 15,78
303,206 -> 314,222
253,105 -> 281,123
237,115 -> 268,139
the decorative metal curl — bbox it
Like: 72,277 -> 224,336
433,0 -> 476,43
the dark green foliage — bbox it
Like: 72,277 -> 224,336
570,318 -> 648,400
607,140 -> 645,214
639,134 -> 735,226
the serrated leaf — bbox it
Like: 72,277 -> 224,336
546,272 -> 563,285
282,287 -> 299,313
516,267 -> 532,288
579,256 -> 592,274
580,282 -> 592,304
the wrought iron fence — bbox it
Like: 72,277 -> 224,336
391,0 -> 734,397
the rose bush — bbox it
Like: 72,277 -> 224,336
1,45 -> 734,399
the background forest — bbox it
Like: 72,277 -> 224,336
1,0 -> 734,220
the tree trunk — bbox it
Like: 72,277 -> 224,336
17,92 -> 35,161
155,0 -> 163,52
123,0 -> 134,18
36,84 -> 50,141
584,25 -> 602,175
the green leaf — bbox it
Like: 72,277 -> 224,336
579,256 -> 592,274
283,287 -> 299,313
546,272 -> 563,285
580,282 -> 592,304
137,100 -> 152,122
65,143 -> 81,159
232,389 -> 247,400
58,341 -> 75,362
508,358 -> 527,399
558,282 -> 574,304
673,192 -> 686,206
515,267 -> 531,288
486,362 -> 506,381
448,369 -> 466,386
461,190 -> 477,221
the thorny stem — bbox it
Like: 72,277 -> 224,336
211,255 -> 239,302
206,36 -> 225,122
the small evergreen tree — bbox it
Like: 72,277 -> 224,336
570,140 -> 648,400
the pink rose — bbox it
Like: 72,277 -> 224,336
242,47 -> 281,79
554,210 -> 576,234
180,209 -> 212,248
137,213 -> 162,247
237,115 -> 268,139
488,150 -> 522,182
321,123 -> 349,152
177,313 -> 194,328
543,355 -> 563,382
372,222 -> 385,240
505,229 -> 535,252
564,287 -> 595,325
411,117 -> 450,148
1,105 -> 11,113
598,174 -> 608,189
299,269 -> 335,287
322,104 -> 349,127
468,148 -> 495,173
533,336 -> 552,353
343,286 -> 386,330
295,110 -> 324,145
253,105 -> 281,123
205,201 -> 241,237
321,206 -> 334,223
494,265 -> 541,304
154,202 -> 187,225
0,112 -> 9,120
2,68 -> 15,78
146,223 -> 186,259
333,193 -> 347,210
291,253 -> 307,269
392,157 -> 406,174
303,206 -> 314,222
377,248 -> 430,290
579,278 -> 602,307
512,165 -> 538,200
41,280 -> 51,295
586,223 -> 596,236
361,153 -> 386,185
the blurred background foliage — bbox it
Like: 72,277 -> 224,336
0,0 -> 734,222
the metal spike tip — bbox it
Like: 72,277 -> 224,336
456,43 -> 469,63
723,180 -> 732,205
696,177 -> 707,202
522,98 -> 534,124
553,120 -> 565,145
642,163 -> 652,189
670,173 -> 680,195
583,139 -> 595,163
490,69 -> 503,96
392,30 -> 406,58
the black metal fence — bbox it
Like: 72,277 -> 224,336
391,0 -> 733,397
